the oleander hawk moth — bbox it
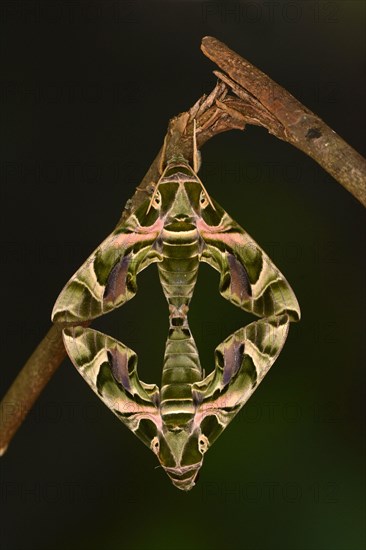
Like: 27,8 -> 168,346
52,151 -> 300,491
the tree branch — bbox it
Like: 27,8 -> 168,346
201,36 -> 366,207
2,36 -> 365,455
0,324 -> 67,455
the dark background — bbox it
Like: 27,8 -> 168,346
1,2 -> 365,549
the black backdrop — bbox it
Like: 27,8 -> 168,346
1,2 -> 365,550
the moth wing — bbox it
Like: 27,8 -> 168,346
52,221 -> 162,323
63,327 -> 161,447
199,207 -> 300,321
192,315 -> 289,445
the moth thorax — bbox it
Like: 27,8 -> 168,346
161,230 -> 200,246
161,406 -> 196,429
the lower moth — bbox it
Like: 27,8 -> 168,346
52,147 -> 300,491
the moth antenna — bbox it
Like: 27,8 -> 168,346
159,133 -> 168,175
192,121 -> 214,209
146,184 -> 160,214
201,182 -> 216,211
193,119 -> 201,173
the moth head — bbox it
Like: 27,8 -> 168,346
146,158 -> 216,220
150,427 -> 210,491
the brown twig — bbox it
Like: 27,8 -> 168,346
1,36 -> 365,455
0,324 -> 67,454
201,36 -> 366,207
